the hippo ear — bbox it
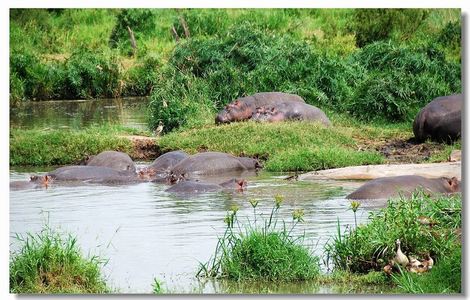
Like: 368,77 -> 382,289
234,100 -> 241,107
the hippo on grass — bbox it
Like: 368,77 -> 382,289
346,175 -> 460,200
169,152 -> 260,177
215,92 -> 305,124
165,178 -> 247,194
10,175 -> 53,190
46,166 -> 141,185
413,94 -> 462,143
86,151 -> 136,174
251,102 -> 331,126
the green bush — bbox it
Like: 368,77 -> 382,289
109,9 -> 156,55
10,226 -> 108,293
10,72 -> 25,105
123,54 -> 162,96
198,198 -> 320,281
352,9 -> 429,47
63,48 -> 121,99
325,192 -> 461,274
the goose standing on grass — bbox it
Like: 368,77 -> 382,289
394,239 -> 409,267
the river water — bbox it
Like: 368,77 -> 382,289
10,98 -> 392,294
9,165 -> 383,294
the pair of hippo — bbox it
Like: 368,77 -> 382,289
10,150 -> 258,194
215,92 -> 331,126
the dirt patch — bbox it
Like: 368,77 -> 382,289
359,138 -> 446,164
120,135 -> 161,161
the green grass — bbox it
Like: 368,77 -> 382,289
159,121 -> 384,172
198,197 -> 320,281
10,226 -> 109,294
325,192 -> 461,274
10,125 -> 135,166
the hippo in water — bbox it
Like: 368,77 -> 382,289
215,92 -> 305,124
147,151 -> 189,173
10,175 -> 53,190
46,166 -> 140,184
413,94 -> 462,143
346,175 -> 460,200
165,178 -> 247,193
169,152 -> 260,177
251,102 -> 331,126
86,151 -> 136,174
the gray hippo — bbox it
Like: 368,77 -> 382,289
165,178 -> 247,193
346,175 -> 460,200
10,175 -> 53,190
215,92 -> 305,124
147,150 -> 189,172
251,102 -> 331,126
86,151 -> 136,174
169,152 -> 260,177
46,166 -> 140,184
413,94 -> 462,143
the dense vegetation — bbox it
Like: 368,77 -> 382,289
10,9 -> 461,131
10,226 -> 109,293
325,192 -> 461,293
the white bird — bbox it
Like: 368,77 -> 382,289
155,121 -> 164,137
394,239 -> 409,267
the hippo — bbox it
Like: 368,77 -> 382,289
413,94 -> 462,143
46,166 -> 140,184
86,151 -> 136,174
165,178 -> 247,193
346,175 -> 460,200
251,102 -> 331,126
169,152 -> 260,177
147,150 -> 189,172
10,175 -> 53,190
215,92 -> 305,124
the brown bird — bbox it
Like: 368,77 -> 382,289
155,121 -> 164,137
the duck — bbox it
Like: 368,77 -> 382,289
394,239 -> 409,267
422,253 -> 434,270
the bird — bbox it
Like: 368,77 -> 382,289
394,239 -> 409,267
162,99 -> 168,108
422,253 -> 434,270
155,121 -> 164,137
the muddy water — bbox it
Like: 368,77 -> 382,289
10,166 -> 387,294
10,97 -> 148,130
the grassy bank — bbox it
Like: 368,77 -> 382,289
325,192 -> 461,293
10,226 -> 109,294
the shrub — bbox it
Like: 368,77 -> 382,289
325,192 -> 461,273
10,226 -> 108,293
352,9 -> 429,47
10,72 -> 25,105
123,54 -> 162,96
198,198 -> 320,281
63,48 -> 121,99
109,9 -> 156,55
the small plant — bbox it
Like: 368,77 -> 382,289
198,196 -> 320,281
10,225 -> 109,294
152,278 -> 164,294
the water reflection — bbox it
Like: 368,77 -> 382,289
10,167 -> 385,294
10,97 -> 149,130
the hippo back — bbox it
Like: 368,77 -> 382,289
165,180 -> 222,193
86,151 -> 136,174
148,150 -> 189,172
170,152 -> 248,175
413,94 -> 462,142
47,166 -> 137,184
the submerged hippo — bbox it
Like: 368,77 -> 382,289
346,175 -> 460,200
147,151 -> 189,172
86,151 -> 136,174
165,178 -> 247,193
251,102 -> 331,126
413,94 -> 462,143
215,92 -> 305,124
46,166 -> 140,184
10,175 -> 53,190
170,152 -> 260,177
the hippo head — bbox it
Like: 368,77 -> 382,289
220,178 -> 247,191
215,100 -> 251,124
443,176 -> 460,193
167,172 -> 187,185
138,168 -> 157,181
30,175 -> 53,188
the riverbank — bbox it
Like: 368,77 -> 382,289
9,120 -> 459,170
